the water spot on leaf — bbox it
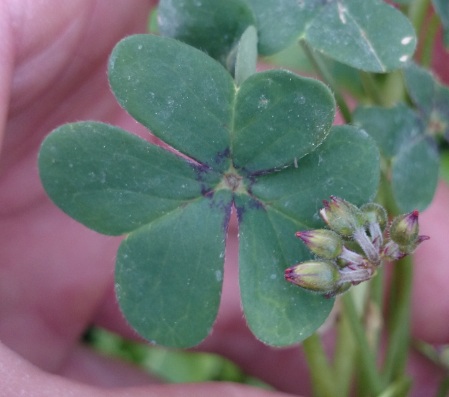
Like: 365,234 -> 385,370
258,95 -> 269,109
401,36 -> 413,45
399,55 -> 409,62
215,270 -> 223,282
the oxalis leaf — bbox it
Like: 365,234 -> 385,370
245,0 -> 416,72
353,104 -> 439,212
39,34 -> 379,347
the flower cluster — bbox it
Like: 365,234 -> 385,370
284,196 -> 429,298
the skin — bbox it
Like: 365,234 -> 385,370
0,1 -> 448,396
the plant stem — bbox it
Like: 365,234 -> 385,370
408,0 -> 432,36
332,307 -> 356,397
420,13 -> 441,68
381,255 -> 413,384
300,41 -> 352,123
370,268 -> 385,352
342,293 -> 385,396
302,333 -> 336,397
359,72 -> 384,106
376,377 -> 412,397
435,377 -> 449,397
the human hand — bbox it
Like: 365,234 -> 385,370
0,1 -> 448,396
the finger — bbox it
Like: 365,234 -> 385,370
0,341 -> 297,397
411,181 -> 449,343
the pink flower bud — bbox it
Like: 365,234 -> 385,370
320,196 -> 364,237
295,229 -> 343,259
284,261 -> 341,293
389,210 -> 420,247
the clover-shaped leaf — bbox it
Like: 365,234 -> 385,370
247,0 -> 417,72
39,34 -> 379,347
157,0 -> 416,73
354,104 -> 439,212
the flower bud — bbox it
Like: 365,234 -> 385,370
295,229 -> 343,260
360,202 -> 387,228
320,196 -> 364,237
389,210 -> 420,247
284,261 -> 341,293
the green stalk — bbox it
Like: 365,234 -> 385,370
342,293 -> 385,395
359,72 -> 384,106
435,377 -> 449,397
300,41 -> 352,123
368,269 -> 385,354
408,0 -> 432,35
302,333 -> 336,397
420,13 -> 441,68
381,255 -> 413,384
332,308 -> 356,397
376,377 -> 412,397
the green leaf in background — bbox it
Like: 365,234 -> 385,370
157,0 -> 416,73
38,122 -> 220,235
86,327 -> 272,388
232,70 -> 335,173
392,137 -> 439,212
116,190 -> 232,347
304,0 -> 416,73
234,25 -> 258,86
236,126 -> 380,345
109,34 -> 235,172
404,62 -> 449,139
353,104 -> 439,212
157,0 -> 256,67
432,0 -> 449,47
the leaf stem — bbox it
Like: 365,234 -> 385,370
300,41 -> 352,123
342,293 -> 384,395
420,13 -> 441,68
435,377 -> 449,397
376,377 -> 412,397
301,333 -> 336,397
332,306 -> 356,397
381,255 -> 413,384
408,0 -> 432,36
359,72 -> 384,106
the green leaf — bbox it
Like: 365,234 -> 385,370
116,190 -> 233,347
392,137 -> 439,212
244,0 -> 320,55
353,104 -> 439,211
404,62 -> 449,138
236,194 -> 332,346
38,122 -> 220,235
304,0 -> 416,72
232,70 -> 335,173
353,103 -> 422,158
432,0 -> 449,47
108,34 -> 235,171
234,25 -> 258,86
237,125 -> 380,345
157,0 -> 256,67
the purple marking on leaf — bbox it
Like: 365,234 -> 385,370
213,147 -> 231,168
